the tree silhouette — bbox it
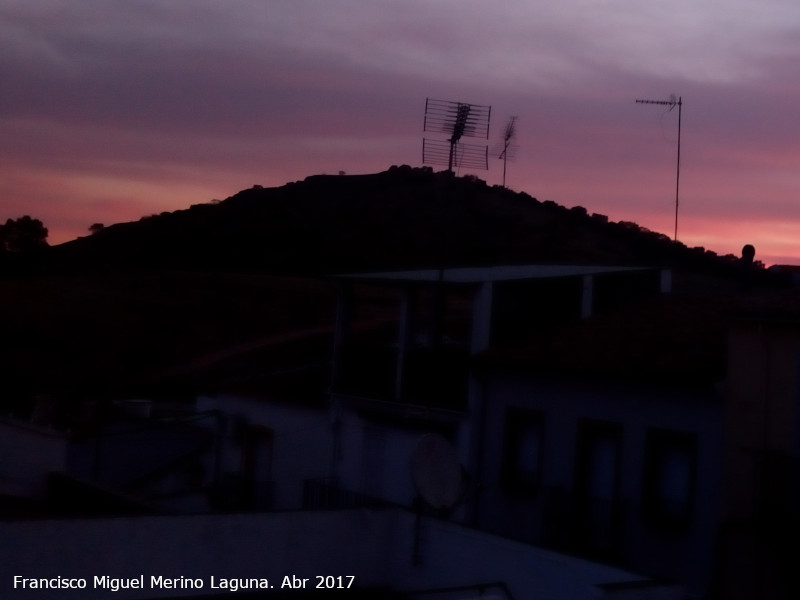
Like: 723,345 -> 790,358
89,223 -> 105,234
0,216 -> 49,253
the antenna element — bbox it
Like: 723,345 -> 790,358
498,116 -> 518,188
635,95 -> 683,241
423,98 -> 491,172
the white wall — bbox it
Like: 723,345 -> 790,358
398,515 -> 682,600
0,418 -> 67,498
196,394 -> 332,509
0,511 -> 398,600
336,410 -> 421,504
334,404 -> 471,509
477,373 -> 722,595
0,509 -> 676,600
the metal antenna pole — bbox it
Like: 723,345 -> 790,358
498,116 -> 517,189
422,98 -> 491,350
636,96 -> 682,241
675,97 -> 682,242
502,148 -> 507,188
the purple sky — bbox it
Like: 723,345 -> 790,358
3,1 -> 800,265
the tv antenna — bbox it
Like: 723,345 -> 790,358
635,95 -> 682,241
423,98 -> 491,173
497,116 -> 518,188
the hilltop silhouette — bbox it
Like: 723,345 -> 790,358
48,166 -> 760,277
0,166 -> 781,406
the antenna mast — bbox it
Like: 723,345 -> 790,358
422,98 -> 491,349
498,116 -> 518,188
423,98 -> 491,173
635,95 -> 682,241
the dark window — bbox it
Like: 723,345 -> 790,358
502,408 -> 544,493
574,420 -> 624,556
756,450 -> 800,520
642,429 -> 696,529
241,425 -> 275,510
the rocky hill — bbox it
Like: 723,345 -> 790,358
0,167 -> 782,408
48,166 -> 759,277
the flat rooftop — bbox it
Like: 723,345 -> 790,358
332,265 -> 653,284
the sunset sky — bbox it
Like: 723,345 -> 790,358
3,1 -> 800,264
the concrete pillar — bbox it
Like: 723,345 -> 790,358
470,281 -> 493,354
660,269 -> 673,293
394,287 -> 412,401
330,281 -> 352,386
581,275 -> 594,319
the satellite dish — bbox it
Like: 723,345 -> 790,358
410,434 -> 464,510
